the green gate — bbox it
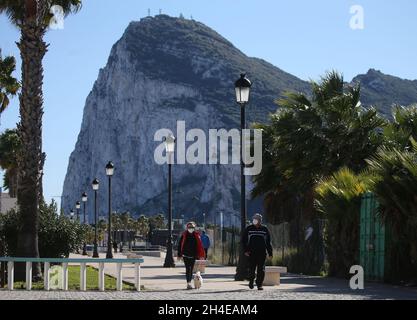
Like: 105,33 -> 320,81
360,193 -> 385,281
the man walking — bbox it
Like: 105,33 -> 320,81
242,214 -> 273,290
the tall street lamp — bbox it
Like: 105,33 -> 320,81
106,161 -> 114,259
75,201 -> 81,222
75,201 -> 81,253
82,192 -> 88,256
163,133 -> 176,268
234,73 -> 252,281
92,178 -> 100,258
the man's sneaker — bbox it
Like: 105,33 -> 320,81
187,283 -> 193,290
258,286 -> 264,291
249,280 -> 254,289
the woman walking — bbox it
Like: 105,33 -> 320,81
177,222 -> 205,289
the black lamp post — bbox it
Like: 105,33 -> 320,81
163,133 -> 176,268
106,161 -> 114,259
75,201 -> 81,253
75,201 -> 81,222
81,192 -> 88,256
92,178 -> 100,258
234,73 -> 252,281
70,209 -> 74,221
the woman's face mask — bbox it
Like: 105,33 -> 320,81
188,228 -> 195,233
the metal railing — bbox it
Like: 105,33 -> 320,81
0,257 -> 144,292
131,245 -> 165,252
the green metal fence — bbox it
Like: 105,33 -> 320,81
360,193 -> 385,281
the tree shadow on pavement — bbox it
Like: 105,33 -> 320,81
280,274 -> 417,300
135,274 -> 236,280
146,288 -> 249,294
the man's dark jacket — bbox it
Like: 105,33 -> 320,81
242,224 -> 273,256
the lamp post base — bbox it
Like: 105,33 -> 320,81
163,259 -> 176,268
93,242 -> 99,258
106,244 -> 113,259
234,246 -> 249,281
163,242 -> 176,268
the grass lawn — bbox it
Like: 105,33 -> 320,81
13,265 -> 138,291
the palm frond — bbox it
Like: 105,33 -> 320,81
0,0 -> 82,26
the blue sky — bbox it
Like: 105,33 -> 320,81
1,0 -> 417,208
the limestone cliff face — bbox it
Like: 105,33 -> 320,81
61,15 -> 311,222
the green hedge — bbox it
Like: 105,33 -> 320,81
0,201 -> 91,258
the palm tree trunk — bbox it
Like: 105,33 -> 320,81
7,168 -> 19,198
15,5 -> 47,280
12,169 -> 18,198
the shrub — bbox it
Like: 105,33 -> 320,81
0,201 -> 91,258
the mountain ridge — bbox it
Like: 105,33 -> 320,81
352,69 -> 417,116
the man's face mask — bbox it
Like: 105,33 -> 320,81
188,228 -> 195,233
253,219 -> 259,226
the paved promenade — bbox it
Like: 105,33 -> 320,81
0,253 -> 416,300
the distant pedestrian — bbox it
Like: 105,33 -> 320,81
177,222 -> 205,290
200,230 -> 211,259
242,214 -> 273,290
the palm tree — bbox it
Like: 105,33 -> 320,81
97,219 -> 107,246
149,213 -> 166,229
253,71 -> 384,223
383,105 -> 417,150
315,167 -> 372,277
120,212 -> 134,247
136,215 -> 150,239
0,0 -> 81,279
0,50 -> 20,121
0,129 -> 21,197
366,139 -> 417,280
